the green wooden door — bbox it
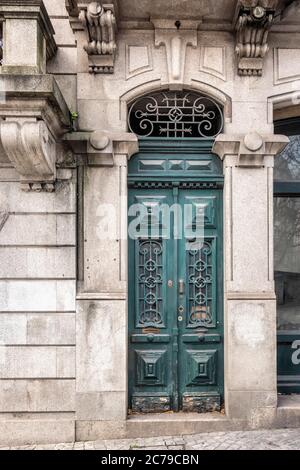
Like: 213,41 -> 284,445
128,139 -> 224,413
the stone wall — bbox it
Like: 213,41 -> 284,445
0,0 -> 300,445
45,0 -> 77,113
0,167 -> 77,445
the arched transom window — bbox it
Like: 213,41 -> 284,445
128,90 -> 224,139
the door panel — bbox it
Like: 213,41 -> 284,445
178,190 -> 223,412
128,189 -> 175,412
128,187 -> 223,413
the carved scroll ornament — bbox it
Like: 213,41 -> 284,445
0,120 -> 56,191
79,2 -> 117,73
235,1 -> 278,76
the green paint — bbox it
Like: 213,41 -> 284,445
128,139 -> 224,413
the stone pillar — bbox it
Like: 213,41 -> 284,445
0,0 -> 56,74
213,132 -> 289,428
71,130 -> 138,440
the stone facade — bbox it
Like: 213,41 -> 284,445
0,0 -> 300,445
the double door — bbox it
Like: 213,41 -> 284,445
128,186 -> 223,413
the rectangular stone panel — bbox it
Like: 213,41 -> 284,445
0,214 -> 76,246
0,313 -> 76,345
0,280 -> 76,312
43,0 -> 69,17
54,75 -> 77,112
0,346 -> 75,378
0,180 -> 76,213
0,314 -> 27,344
0,247 -> 76,278
76,391 -> 127,421
27,313 -> 76,345
0,379 -> 75,412
50,19 -> 76,46
47,47 -> 77,74
76,300 -> 126,393
274,48 -> 300,84
227,300 -> 277,391
0,417 -> 75,446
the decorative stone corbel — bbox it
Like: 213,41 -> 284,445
0,74 -> 71,191
234,1 -> 280,76
152,19 -> 199,89
213,132 -> 289,167
67,1 -> 117,74
0,120 -> 56,191
64,130 -> 138,166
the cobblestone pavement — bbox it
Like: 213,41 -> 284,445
1,428 -> 300,450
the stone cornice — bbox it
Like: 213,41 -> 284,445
64,130 -> 138,166
0,0 -> 57,60
0,74 -> 71,137
213,132 -> 289,167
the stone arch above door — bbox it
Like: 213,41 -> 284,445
119,81 -> 232,129
127,90 -> 224,140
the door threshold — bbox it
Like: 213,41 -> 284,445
128,411 -> 228,422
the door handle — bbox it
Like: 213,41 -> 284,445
178,279 -> 185,295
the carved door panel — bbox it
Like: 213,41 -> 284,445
177,190 -> 223,412
128,188 -> 175,413
128,187 -> 223,413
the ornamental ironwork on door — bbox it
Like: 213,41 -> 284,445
128,138 -> 224,413
128,91 -> 223,138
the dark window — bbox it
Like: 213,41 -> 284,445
128,91 -> 223,139
274,119 -> 300,332
0,21 -> 3,65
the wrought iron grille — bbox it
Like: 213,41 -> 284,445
137,239 -> 164,327
128,91 -> 223,138
187,239 -> 215,328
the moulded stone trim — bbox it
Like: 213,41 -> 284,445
119,79 -> 233,127
213,133 -> 289,166
64,130 -> 138,166
268,90 -> 300,122
125,44 -> 153,80
199,46 -> 227,82
273,48 -> 300,85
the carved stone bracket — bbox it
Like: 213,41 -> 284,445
213,131 -> 289,167
0,120 -> 56,189
67,1 -> 117,74
64,130 -> 138,166
0,74 -> 71,191
234,1 -> 280,76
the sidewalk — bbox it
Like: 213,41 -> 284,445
1,428 -> 300,451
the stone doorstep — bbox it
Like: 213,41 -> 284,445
75,413 -> 248,442
278,395 -> 300,408
125,413 -> 246,439
276,395 -> 300,428
1,406 -> 300,447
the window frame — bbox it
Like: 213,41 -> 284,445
274,117 -> 300,395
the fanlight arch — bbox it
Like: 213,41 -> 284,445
128,90 -> 224,139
